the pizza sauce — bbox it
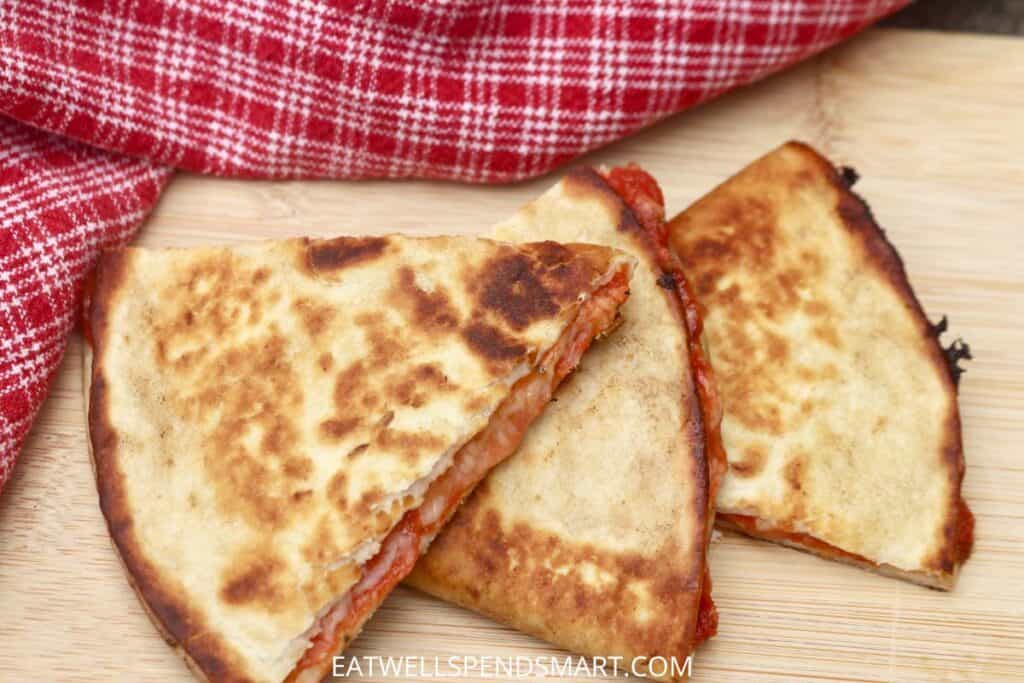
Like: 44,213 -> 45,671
603,164 -> 726,646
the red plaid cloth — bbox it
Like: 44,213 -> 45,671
0,0 -> 906,492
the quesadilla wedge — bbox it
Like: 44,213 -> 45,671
84,234 -> 634,682
407,167 -> 724,680
666,141 -> 973,589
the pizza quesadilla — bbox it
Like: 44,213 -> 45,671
85,234 -> 634,682
407,166 -> 724,680
666,141 -> 973,589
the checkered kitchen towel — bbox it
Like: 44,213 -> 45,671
0,0 -> 907,492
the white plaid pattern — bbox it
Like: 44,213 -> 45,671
0,0 -> 905,492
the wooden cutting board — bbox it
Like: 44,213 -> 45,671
1,28 -> 1022,683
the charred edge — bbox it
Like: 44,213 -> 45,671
656,272 -> 676,290
307,236 -> 389,272
807,143 -> 975,580
943,339 -> 973,387
839,165 -> 860,188
930,315 -> 973,388
813,146 -> 968,399
88,250 -> 244,682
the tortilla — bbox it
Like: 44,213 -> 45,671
666,141 -> 973,589
407,167 -> 723,681
85,234 -> 634,682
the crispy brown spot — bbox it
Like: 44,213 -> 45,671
282,456 -> 313,479
784,457 -> 805,492
389,378 -> 423,408
327,471 -> 348,510
301,516 -> 345,566
325,361 -> 376,434
415,363 -> 447,384
376,428 -> 445,456
463,394 -> 488,414
387,363 -> 455,407
813,323 -> 842,349
346,443 -> 369,459
799,249 -> 826,277
475,250 -> 561,330
320,417 -> 361,440
318,352 -> 333,372
765,329 -> 789,363
356,489 -> 385,514
530,240 -> 575,266
333,362 -> 364,405
220,555 -> 289,609
292,297 -> 336,337
153,255 -> 263,353
307,236 -> 389,272
804,299 -> 831,317
730,446 -> 766,477
355,312 -> 410,366
389,266 -> 459,330
462,322 -> 527,364
775,268 -> 804,308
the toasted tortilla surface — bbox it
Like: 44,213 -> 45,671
666,141 -> 973,588
87,234 -> 629,682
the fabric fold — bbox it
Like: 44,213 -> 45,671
0,117 -> 170,490
0,0 -> 907,493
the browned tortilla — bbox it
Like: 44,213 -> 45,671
85,234 -> 633,682
667,142 -> 972,589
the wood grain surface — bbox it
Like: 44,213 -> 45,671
1,29 -> 1022,683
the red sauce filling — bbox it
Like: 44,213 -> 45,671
722,501 -> 975,577
953,498 -> 975,565
603,165 -> 725,645
718,513 -> 874,566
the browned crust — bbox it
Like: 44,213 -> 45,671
413,496 -> 704,670
303,235 -> 391,273
693,141 -> 973,579
782,141 -> 972,574
88,249 -> 254,683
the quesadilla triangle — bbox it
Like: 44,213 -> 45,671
84,234 -> 635,683
666,141 -> 974,589
407,166 -> 725,681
